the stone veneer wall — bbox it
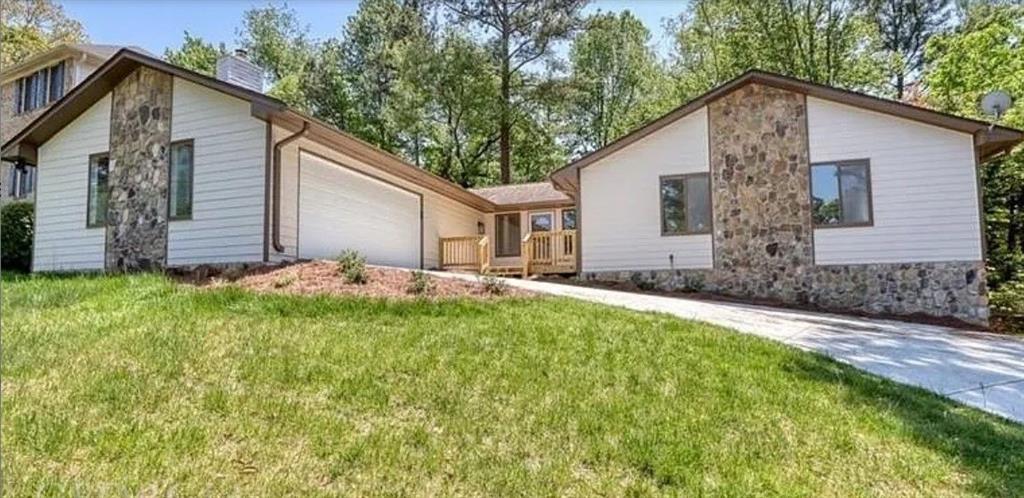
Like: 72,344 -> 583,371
105,66 -> 173,271
584,261 -> 989,325
582,83 -> 990,326
708,83 -> 815,303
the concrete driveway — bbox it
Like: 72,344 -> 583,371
435,272 -> 1024,424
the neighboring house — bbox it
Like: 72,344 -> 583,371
0,44 -> 128,203
2,48 -> 1020,325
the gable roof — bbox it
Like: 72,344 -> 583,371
470,182 -> 573,210
549,70 -> 1024,192
1,48 -> 497,212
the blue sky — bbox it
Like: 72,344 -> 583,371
60,0 -> 684,59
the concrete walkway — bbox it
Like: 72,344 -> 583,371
433,272 -> 1024,424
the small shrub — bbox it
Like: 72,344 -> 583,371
406,270 -> 433,296
273,274 -> 297,288
1,201 -> 34,273
630,273 -> 656,291
991,280 -> 1024,317
480,275 -> 508,295
336,250 -> 368,284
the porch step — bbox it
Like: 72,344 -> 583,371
485,266 -> 523,277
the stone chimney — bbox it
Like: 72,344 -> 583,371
215,49 -> 264,93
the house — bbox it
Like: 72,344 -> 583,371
549,73 -> 1022,325
2,48 -> 1020,325
0,44 -> 128,203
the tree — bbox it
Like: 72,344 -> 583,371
442,0 -> 588,184
861,0 -> 951,99
422,31 -> 501,186
164,31 -> 227,76
670,0 -> 887,100
236,3 -> 313,107
923,2 -> 1024,287
0,0 -> 86,67
567,11 -> 672,155
340,0 -> 432,157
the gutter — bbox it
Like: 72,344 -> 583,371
271,121 -> 309,253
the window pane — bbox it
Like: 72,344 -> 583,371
49,62 -> 65,102
88,155 -> 109,227
530,213 -> 552,232
169,142 -> 193,219
685,175 -> 710,233
561,209 -> 577,230
839,164 -> 870,224
811,164 -> 841,225
660,177 -> 685,234
495,213 -> 521,257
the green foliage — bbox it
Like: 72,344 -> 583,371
1,201 -> 34,273
480,274 -> 508,295
336,249 -> 368,284
163,31 -> 227,76
861,0 -> 951,98
339,0 -> 431,156
0,0 -> 87,67
990,280 -> 1024,316
237,3 -> 313,108
567,11 -> 673,155
670,0 -> 887,100
924,3 -> 1024,288
406,270 -> 434,296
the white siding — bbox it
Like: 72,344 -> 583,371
167,77 -> 267,265
579,107 -> 713,272
271,134 -> 484,268
298,151 -> 420,267
33,94 -> 111,271
807,97 -> 982,264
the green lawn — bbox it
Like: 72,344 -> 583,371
3,274 -> 1023,497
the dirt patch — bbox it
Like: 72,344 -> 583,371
181,260 -> 531,300
539,275 -> 998,333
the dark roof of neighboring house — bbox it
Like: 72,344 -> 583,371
470,182 -> 574,209
549,69 -> 1024,192
0,48 -> 498,212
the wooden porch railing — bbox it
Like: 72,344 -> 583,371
521,229 -> 576,277
440,230 -> 576,277
439,235 -> 490,273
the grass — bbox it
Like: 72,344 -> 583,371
2,274 -> 1023,497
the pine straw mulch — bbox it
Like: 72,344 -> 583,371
182,260 -> 532,300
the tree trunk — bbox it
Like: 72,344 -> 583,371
499,10 -> 511,185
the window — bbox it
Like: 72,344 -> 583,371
561,209 -> 577,230
87,154 -> 109,228
530,212 -> 553,232
15,61 -> 65,114
6,164 -> 36,199
811,160 -> 872,227
169,141 -> 194,220
495,213 -> 521,257
660,174 -> 711,235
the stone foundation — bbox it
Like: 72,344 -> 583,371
584,260 -> 989,325
105,66 -> 173,271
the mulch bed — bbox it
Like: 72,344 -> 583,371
539,275 -> 1007,333
181,260 -> 531,300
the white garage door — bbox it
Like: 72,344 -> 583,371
298,152 -> 421,267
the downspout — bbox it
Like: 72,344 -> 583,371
271,121 -> 309,253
